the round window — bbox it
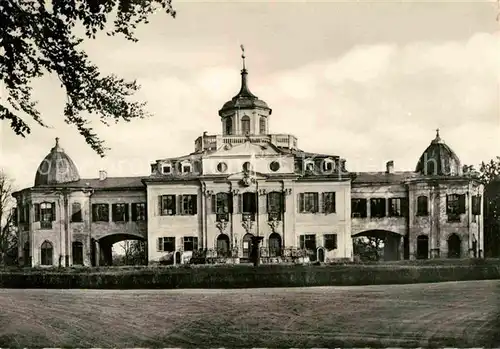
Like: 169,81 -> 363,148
217,162 -> 228,173
243,161 -> 252,172
269,161 -> 280,172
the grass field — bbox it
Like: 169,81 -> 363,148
0,280 -> 499,348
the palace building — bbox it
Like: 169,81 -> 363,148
12,54 -> 485,267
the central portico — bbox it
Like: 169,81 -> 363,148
144,49 -> 352,264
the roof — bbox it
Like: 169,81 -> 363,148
415,130 -> 461,176
33,176 -> 146,190
352,171 -> 418,185
218,69 -> 271,115
34,138 -> 81,186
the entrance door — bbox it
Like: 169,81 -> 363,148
447,234 -> 461,258
317,247 -> 325,263
416,235 -> 429,259
72,241 -> 84,265
243,234 -> 253,259
23,242 -> 30,266
175,251 -> 181,264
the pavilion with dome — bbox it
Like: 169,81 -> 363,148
12,50 -> 485,267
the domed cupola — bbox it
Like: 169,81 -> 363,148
415,129 -> 462,176
34,137 -> 81,186
218,46 -> 272,136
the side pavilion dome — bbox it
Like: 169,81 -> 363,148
415,130 -> 462,176
34,138 -> 81,186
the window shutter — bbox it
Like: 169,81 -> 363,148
192,195 -> 198,215
211,195 -> 216,214
228,194 -> 234,214
131,203 -> 137,221
157,237 -> 162,251
320,192 -> 325,213
158,196 -> 162,216
314,193 -> 319,213
193,237 -> 199,250
401,198 -> 408,217
238,194 -> 242,214
333,234 -> 338,249
299,235 -> 305,249
176,195 -> 182,215
34,203 -> 40,222
282,192 -> 286,212
171,195 -> 176,215
91,204 -> 96,222
332,192 -> 336,213
446,195 -> 450,214
255,192 -> 259,214
125,203 -> 130,221
51,202 -> 56,221
298,193 -> 303,213
459,194 -> 466,214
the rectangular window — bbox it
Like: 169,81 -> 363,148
183,236 -> 198,251
112,203 -> 129,222
34,203 -> 40,222
351,198 -> 367,218
370,198 -> 386,218
92,203 -> 109,222
389,198 -> 402,217
324,234 -> 338,250
323,192 -> 336,214
241,192 -> 257,221
132,203 -> 147,221
447,194 -> 465,221
213,193 -> 231,222
417,196 -> 428,216
40,202 -> 54,229
299,234 -> 316,250
267,192 -> 283,221
472,195 -> 481,216
298,192 -> 319,213
71,202 -> 82,222
162,166 -> 171,174
179,195 -> 197,215
158,237 -> 175,252
160,195 -> 176,216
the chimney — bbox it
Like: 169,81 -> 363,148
99,170 -> 107,181
386,161 -> 394,174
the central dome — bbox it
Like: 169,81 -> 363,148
415,130 -> 461,176
218,68 -> 271,116
34,138 -> 81,186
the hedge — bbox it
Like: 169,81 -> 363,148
0,261 -> 499,289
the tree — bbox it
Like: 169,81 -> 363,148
1,0 -> 176,157
465,157 -> 500,257
353,236 -> 384,262
0,170 -> 18,265
113,239 -> 146,265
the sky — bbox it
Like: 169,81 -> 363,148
1,0 -> 500,191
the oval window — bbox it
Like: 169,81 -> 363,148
269,161 -> 280,172
243,161 -> 252,172
217,162 -> 228,173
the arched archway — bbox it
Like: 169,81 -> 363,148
72,241 -> 84,265
447,233 -> 461,258
352,229 -> 404,261
417,235 -> 429,259
242,233 -> 253,259
41,240 -> 53,266
97,233 -> 146,266
216,234 -> 230,257
268,233 -> 282,257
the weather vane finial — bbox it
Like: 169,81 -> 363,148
436,128 -> 440,138
240,44 -> 246,70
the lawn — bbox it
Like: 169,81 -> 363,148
0,280 -> 499,348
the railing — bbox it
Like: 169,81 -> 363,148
40,221 -> 52,229
194,134 -> 298,152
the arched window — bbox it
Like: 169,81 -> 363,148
241,116 -> 251,135
259,117 -> 266,134
225,117 -> 233,135
41,240 -> 53,265
242,233 -> 253,259
447,233 -> 461,258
